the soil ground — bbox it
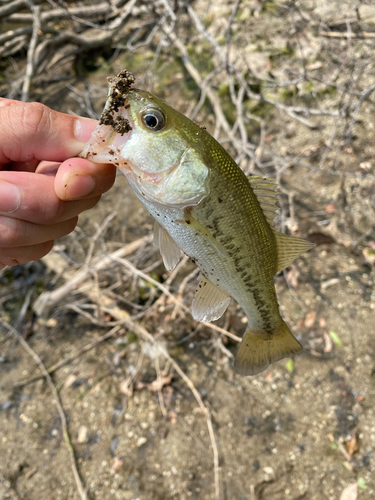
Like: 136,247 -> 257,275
1,1 -> 375,499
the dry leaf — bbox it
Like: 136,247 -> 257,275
340,483 -> 357,500
325,203 -> 335,213
63,374 -> 77,390
345,434 -> 359,456
306,232 -> 336,245
167,410 -> 177,424
296,318 -> 304,329
363,247 -> 375,265
111,457 -> 123,473
323,332 -> 333,353
319,318 -> 327,328
304,311 -> 316,328
265,372 -> 273,383
25,468 -> 37,479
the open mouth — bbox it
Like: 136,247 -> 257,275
124,157 -> 181,185
79,106 -> 133,163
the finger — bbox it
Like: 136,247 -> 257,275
0,99 -> 97,166
53,158 -> 116,200
0,215 -> 78,247
0,171 -> 100,224
0,240 -> 54,268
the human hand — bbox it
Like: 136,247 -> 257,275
0,99 -> 116,269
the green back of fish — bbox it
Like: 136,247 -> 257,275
183,125 -> 281,328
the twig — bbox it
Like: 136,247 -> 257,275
320,30 -> 375,39
1,319 -> 88,500
166,28 -> 255,157
12,325 -> 122,389
202,322 -> 241,343
32,236 -> 150,316
157,343 -> 221,500
0,0 -> 28,18
84,211 -> 118,265
14,287 -> 33,330
34,275 -> 222,499
21,1 -> 41,102
112,255 -> 191,314
0,26 -> 56,45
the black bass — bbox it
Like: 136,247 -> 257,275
80,70 -> 314,375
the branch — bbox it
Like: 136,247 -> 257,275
21,2 -> 41,102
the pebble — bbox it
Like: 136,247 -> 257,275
136,436 -> 147,448
77,425 -> 89,443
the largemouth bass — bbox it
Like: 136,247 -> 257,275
80,70 -> 314,376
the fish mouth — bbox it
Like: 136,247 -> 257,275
79,106 -> 133,162
121,147 -> 210,209
123,156 -> 181,185
119,152 -> 186,207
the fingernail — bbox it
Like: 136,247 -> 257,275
74,118 -> 98,143
63,174 -> 95,199
0,182 -> 21,213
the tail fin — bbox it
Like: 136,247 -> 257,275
234,319 -> 302,376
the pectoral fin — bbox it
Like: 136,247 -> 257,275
183,210 -> 226,256
153,221 -> 181,271
192,275 -> 231,322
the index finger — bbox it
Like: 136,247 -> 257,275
0,99 -> 97,166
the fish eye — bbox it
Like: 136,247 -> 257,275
141,109 -> 166,131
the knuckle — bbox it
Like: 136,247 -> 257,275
0,217 -> 21,247
22,102 -> 52,136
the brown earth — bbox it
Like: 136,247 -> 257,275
1,1 -> 375,499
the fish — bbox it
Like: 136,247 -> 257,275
80,69 -> 315,376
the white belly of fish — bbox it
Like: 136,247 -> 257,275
129,184 -> 265,329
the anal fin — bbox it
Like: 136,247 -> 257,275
153,221 -> 181,272
192,275 -> 231,322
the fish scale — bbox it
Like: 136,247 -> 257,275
80,69 -> 315,376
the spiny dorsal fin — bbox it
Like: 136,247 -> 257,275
248,176 -> 279,226
192,275 -> 231,322
274,231 -> 315,273
153,221 -> 181,271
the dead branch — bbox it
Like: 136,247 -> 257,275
320,30 -> 375,38
32,236 -> 150,317
33,264 -> 222,500
13,325 -> 122,389
21,2 -> 41,102
0,0 -> 32,18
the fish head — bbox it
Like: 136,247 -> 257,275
80,88 -> 210,208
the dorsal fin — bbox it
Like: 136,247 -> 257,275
248,176 -> 315,271
248,176 -> 279,226
192,275 -> 231,322
274,231 -> 315,272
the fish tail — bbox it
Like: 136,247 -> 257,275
234,319 -> 302,376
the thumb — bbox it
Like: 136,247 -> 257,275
0,99 -> 97,165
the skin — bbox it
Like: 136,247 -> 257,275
0,98 -> 116,270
